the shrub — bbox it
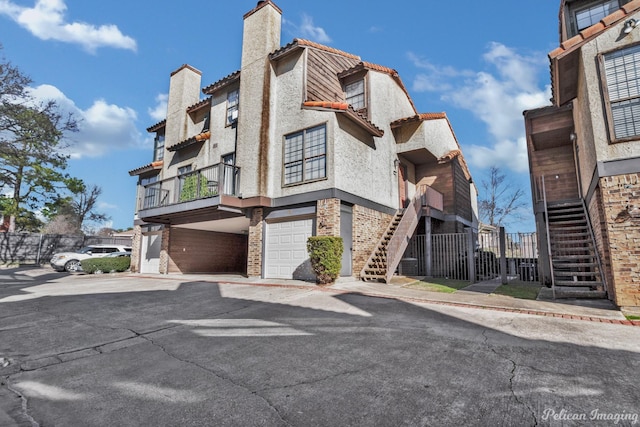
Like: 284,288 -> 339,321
307,236 -> 343,285
81,257 -> 131,274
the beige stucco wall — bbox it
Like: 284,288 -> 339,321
576,11 -> 640,192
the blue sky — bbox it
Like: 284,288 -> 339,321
0,0 -> 561,231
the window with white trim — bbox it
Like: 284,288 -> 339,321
345,79 -> 365,110
283,125 -> 326,185
226,89 -> 239,125
603,44 -> 640,141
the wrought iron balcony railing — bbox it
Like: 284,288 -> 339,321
137,163 -> 240,211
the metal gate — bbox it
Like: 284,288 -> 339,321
405,229 -> 539,283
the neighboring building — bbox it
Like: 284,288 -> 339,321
129,0 -> 477,281
524,0 -> 640,307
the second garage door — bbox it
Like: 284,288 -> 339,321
265,218 -> 314,280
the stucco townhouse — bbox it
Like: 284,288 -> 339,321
524,0 -> 640,308
129,0 -> 478,282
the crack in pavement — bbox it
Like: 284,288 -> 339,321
482,329 -> 538,426
3,378 -> 39,427
257,367 -> 371,393
131,329 -> 292,427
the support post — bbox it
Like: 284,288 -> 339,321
500,227 -> 507,285
424,217 -> 432,277
466,227 -> 475,284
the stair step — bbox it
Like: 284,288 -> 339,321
547,206 -> 584,214
553,262 -> 598,269
553,254 -> 597,260
548,200 -> 582,208
549,213 -> 585,221
551,238 -> 592,245
554,271 -> 600,278
552,288 -> 607,299
548,220 -> 587,227
555,280 -> 603,287
550,233 -> 590,239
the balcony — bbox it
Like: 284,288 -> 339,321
136,163 -> 241,223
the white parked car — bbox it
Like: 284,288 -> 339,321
50,245 -> 132,272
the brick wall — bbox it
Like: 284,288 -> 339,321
159,227 -> 171,274
130,225 -> 142,273
247,208 -> 264,277
316,198 -> 341,237
167,228 -> 247,273
599,173 -> 640,307
587,187 -> 615,300
352,205 -> 393,276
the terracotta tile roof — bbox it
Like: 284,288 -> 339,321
128,161 -> 163,176
167,131 -> 210,152
146,120 -> 166,133
187,97 -> 212,114
550,0 -> 640,59
270,38 -> 361,61
302,101 -> 384,137
438,149 -> 462,163
202,71 -> 240,95
390,113 -> 447,128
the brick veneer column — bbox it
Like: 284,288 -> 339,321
158,226 -> 171,274
247,208 -> 264,277
600,173 -> 640,308
316,198 -> 341,237
130,225 -> 142,273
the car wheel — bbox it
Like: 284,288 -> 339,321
64,260 -> 81,272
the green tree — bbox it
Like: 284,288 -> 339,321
0,49 -> 78,231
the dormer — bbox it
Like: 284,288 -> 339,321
561,0 -> 632,40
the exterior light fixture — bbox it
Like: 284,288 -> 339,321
623,18 -> 638,34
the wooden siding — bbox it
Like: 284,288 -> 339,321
416,161 -> 454,214
306,49 -> 360,103
453,159 -> 472,222
168,228 -> 247,273
530,145 -> 579,202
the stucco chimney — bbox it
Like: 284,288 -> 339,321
241,1 -> 282,69
236,1 -> 282,198
166,64 -> 202,146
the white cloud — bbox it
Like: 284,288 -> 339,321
294,13 -> 332,43
27,84 -> 148,159
410,43 -> 551,173
148,94 -> 168,122
0,0 -> 136,53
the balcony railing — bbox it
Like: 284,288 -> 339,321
137,163 -> 240,211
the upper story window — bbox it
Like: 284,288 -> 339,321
602,44 -> 640,142
226,89 -> 239,125
283,124 -> 326,186
345,79 -> 365,110
568,0 -> 620,36
153,131 -> 165,162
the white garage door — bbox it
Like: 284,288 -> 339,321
265,218 -> 314,280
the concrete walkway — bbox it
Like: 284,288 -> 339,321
141,272 -> 634,324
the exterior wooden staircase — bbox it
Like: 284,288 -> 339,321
547,200 -> 606,298
360,185 -> 443,283
360,211 -> 404,282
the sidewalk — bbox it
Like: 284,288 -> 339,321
163,272 -> 636,325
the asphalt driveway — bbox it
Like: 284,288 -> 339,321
1,268 -> 639,426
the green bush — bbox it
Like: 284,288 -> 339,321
307,236 -> 343,285
179,174 -> 216,202
81,257 -> 131,274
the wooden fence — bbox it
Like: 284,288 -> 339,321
0,233 -> 133,265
